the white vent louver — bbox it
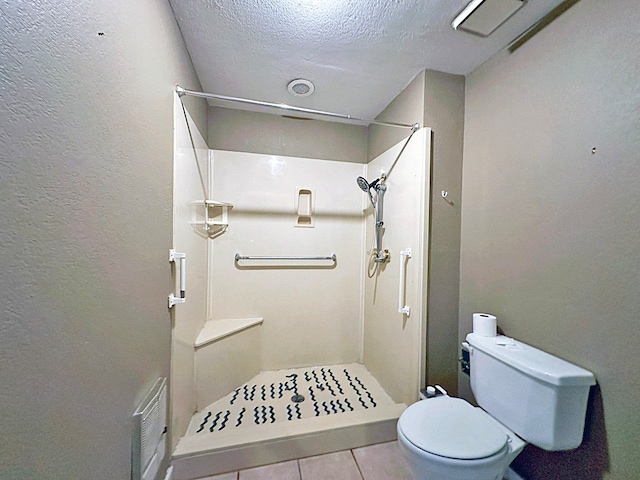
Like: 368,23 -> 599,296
287,78 -> 315,97
133,378 -> 168,480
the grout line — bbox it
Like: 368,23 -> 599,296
296,458 -> 302,480
350,449 -> 365,480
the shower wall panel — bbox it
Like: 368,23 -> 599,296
171,93 -> 210,447
210,151 -> 366,371
363,129 -> 430,406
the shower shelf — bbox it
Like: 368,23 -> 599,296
189,200 -> 233,235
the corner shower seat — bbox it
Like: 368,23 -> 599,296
195,318 -> 263,347
195,318 -> 263,409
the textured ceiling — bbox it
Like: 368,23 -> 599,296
169,0 -> 566,121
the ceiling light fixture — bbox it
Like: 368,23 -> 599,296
452,0 -> 527,37
287,79 -> 315,97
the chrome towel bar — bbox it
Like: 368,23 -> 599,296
235,254 -> 336,262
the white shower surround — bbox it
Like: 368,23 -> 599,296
172,93 -> 211,449
209,150 -> 365,371
208,128 -> 430,405
363,128 -> 430,405
170,126 -> 430,474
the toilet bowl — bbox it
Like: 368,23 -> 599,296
397,396 -> 525,480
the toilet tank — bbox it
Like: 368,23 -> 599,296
466,333 -> 595,451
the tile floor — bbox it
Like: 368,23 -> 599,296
197,441 -> 414,480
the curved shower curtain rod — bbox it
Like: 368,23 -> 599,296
176,86 -> 421,131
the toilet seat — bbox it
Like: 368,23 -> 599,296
397,397 -> 508,460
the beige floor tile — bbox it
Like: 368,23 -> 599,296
352,441 -> 413,480
299,450 -> 362,480
239,460 -> 300,480
198,472 -> 237,480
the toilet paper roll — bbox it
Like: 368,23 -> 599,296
473,313 -> 497,337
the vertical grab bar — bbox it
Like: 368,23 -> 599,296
398,248 -> 411,316
168,249 -> 186,308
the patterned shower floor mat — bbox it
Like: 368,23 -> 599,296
186,363 -> 397,436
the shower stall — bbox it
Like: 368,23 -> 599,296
170,92 -> 431,479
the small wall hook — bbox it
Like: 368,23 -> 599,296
440,190 -> 454,206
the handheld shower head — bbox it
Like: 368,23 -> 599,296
356,175 -> 389,266
357,176 -> 381,191
356,176 -> 376,207
357,176 -> 370,192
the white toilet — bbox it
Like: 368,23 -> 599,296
397,333 -> 596,480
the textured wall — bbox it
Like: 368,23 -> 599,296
461,0 -> 640,478
170,0 -> 565,122
0,0 -> 204,478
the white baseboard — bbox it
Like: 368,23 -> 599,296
163,465 -> 174,480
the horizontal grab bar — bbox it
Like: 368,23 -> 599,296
235,254 -> 336,262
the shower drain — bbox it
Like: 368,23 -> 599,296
291,394 -> 305,403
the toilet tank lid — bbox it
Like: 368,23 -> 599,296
466,333 -> 596,387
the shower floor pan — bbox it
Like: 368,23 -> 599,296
172,362 -> 406,479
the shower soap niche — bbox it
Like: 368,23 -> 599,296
295,187 -> 314,228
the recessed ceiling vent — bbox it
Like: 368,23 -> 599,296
287,78 -> 315,97
452,0 -> 527,37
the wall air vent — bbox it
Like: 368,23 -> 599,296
132,378 -> 168,480
452,0 -> 527,37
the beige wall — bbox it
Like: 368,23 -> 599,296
460,0 -> 640,478
423,70 -> 465,396
209,107 -> 368,163
367,73 -> 425,161
0,1 -> 205,478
